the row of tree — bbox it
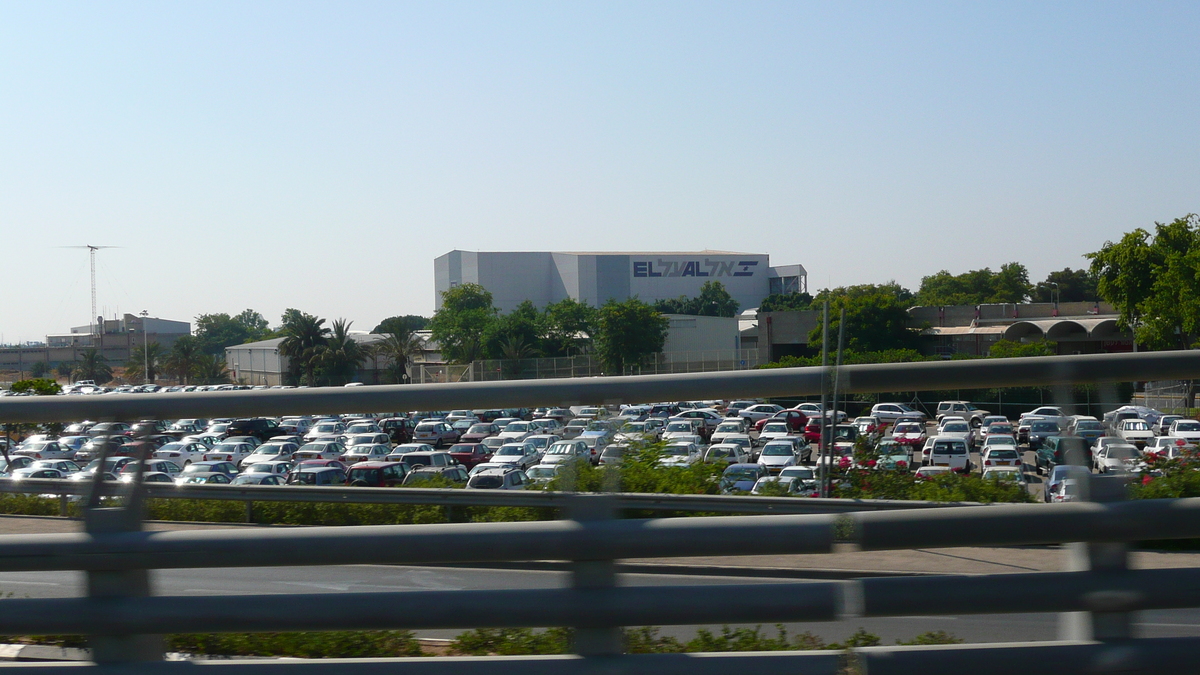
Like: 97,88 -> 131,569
275,310 -> 425,387
429,284 -> 669,374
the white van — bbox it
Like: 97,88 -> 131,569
927,436 -> 970,471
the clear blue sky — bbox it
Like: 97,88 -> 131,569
2,1 -> 1197,343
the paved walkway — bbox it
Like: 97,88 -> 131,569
3,514 -> 1198,577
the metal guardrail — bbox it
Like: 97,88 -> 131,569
1,350 -> 1198,422
0,478 -> 977,516
0,352 -> 1196,674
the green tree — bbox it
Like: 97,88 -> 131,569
372,330 -> 425,384
278,311 -> 330,387
807,283 -> 922,352
55,362 -> 75,381
429,284 -> 498,364
10,379 -> 61,395
164,335 -> 204,384
1031,268 -> 1099,303
72,348 -> 113,385
194,310 -> 271,355
594,298 -> 669,374
652,281 -> 740,318
192,353 -> 231,385
988,339 -> 1057,358
319,319 -> 365,385
916,264 -> 1032,306
28,361 -> 49,379
372,315 -> 430,335
483,301 -> 544,359
759,292 -> 813,312
125,342 -> 166,382
542,298 -> 597,357
1087,215 -> 1200,350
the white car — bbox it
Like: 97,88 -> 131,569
341,443 -> 392,464
914,465 -> 953,480
615,421 -> 659,443
497,422 -> 535,442
13,441 -> 74,461
202,441 -> 256,464
540,440 -> 591,465
1094,443 -> 1141,473
1049,478 -> 1081,502
238,442 -> 300,468
710,420 -> 748,444
1168,419 -> 1200,445
525,463 -> 565,486
153,442 -> 211,468
293,441 -> 347,461
242,460 -> 294,476
304,421 -> 346,443
756,441 -> 798,473
938,421 -> 973,448
738,404 -> 784,423
25,459 -> 82,476
981,447 -> 1022,469
926,436 -> 970,471
793,403 -> 848,423
1145,436 -> 1192,455
703,443 -> 750,465
491,443 -> 541,470
758,422 -> 794,444
662,420 -> 700,442
870,403 -> 925,423
1022,407 -> 1068,429
523,434 -> 561,453
982,466 -> 1027,488
1114,419 -> 1154,449
658,442 -> 701,467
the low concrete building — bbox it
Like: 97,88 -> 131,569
0,314 -> 191,382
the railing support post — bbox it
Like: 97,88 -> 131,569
568,494 -> 622,657
84,507 -> 164,664
1059,473 -> 1131,641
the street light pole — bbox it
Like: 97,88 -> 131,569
140,310 -> 150,385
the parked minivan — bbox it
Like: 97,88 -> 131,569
927,436 -> 970,472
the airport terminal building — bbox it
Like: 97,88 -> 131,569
435,250 -> 806,313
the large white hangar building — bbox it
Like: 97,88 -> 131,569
435,250 -> 806,312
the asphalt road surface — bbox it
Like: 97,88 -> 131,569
1,564 -> 1198,645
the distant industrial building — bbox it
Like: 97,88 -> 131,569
435,250 -> 806,314
0,314 -> 191,381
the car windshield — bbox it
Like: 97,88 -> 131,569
943,424 -> 969,433
708,447 -> 732,458
467,425 -> 491,434
246,463 -> 277,473
212,443 -> 243,452
586,421 -> 610,431
254,445 -> 284,455
895,424 -> 921,433
314,424 -> 338,433
988,425 -> 1013,433
664,445 -> 691,456
1123,421 -> 1150,431
496,447 -> 524,456
761,445 -> 793,456
665,422 -> 691,432
1177,422 -> 1200,432
934,442 -> 966,454
1077,421 -> 1104,431
1109,447 -> 1138,459
158,443 -> 185,452
988,450 -> 1019,459
763,424 -> 788,433
623,423 -> 647,432
231,475 -> 267,485
1031,423 -> 1059,432
780,468 -> 815,479
469,475 -> 504,488
527,467 -> 558,479
505,423 -> 530,432
724,468 -> 758,481
716,423 -> 741,432
987,437 -> 1017,446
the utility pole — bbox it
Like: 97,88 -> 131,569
818,301 -> 829,497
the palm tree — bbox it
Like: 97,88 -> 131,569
56,362 -> 76,382
318,319 -> 365,385
164,336 -> 203,385
125,342 -> 166,383
192,353 -> 231,385
73,349 -> 113,384
278,313 -> 329,387
497,335 -> 540,380
374,329 -> 425,384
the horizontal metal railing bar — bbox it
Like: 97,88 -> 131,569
858,636 -> 1200,675
0,653 -> 843,675
0,479 -> 977,514
0,514 -> 836,572
1,498 -> 1200,572
859,567 -> 1200,616
851,498 -> 1200,549
2,351 -> 1198,422
0,583 -> 842,634
6,566 -> 1200,635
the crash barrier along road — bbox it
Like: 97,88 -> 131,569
0,351 -> 1199,674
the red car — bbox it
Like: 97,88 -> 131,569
448,443 -> 493,469
345,461 -> 408,487
755,410 -> 809,433
802,418 -> 823,445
